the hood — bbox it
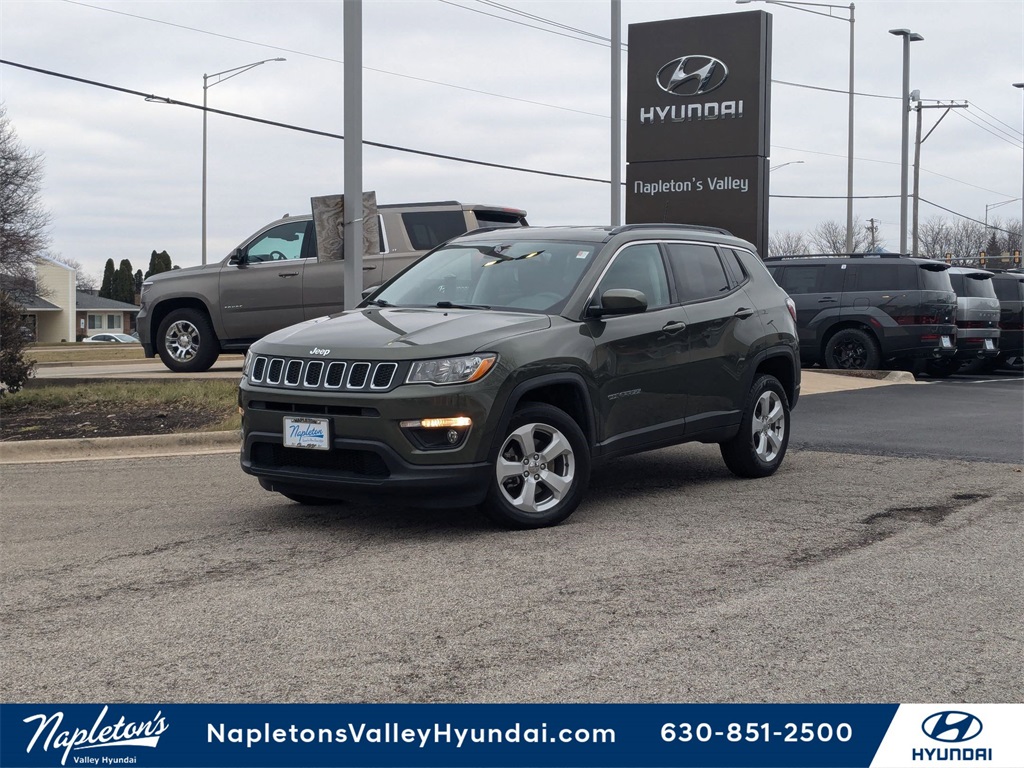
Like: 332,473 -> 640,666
147,262 -> 218,281
254,307 -> 551,360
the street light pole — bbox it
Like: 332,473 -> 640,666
201,57 -> 286,265
737,0 -> 855,251
769,161 -> 805,172
1015,83 -> 1024,255
889,29 -> 923,256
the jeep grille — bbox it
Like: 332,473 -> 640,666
248,356 -> 400,392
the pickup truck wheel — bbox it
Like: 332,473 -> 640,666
720,374 -> 790,479
156,308 -> 219,373
824,328 -> 881,370
483,404 -> 590,529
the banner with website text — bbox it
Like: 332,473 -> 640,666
2,703 -> 1021,768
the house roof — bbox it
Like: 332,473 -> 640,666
15,294 -> 62,311
75,291 -> 140,312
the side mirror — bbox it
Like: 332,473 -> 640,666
229,248 -> 247,266
589,288 -> 648,318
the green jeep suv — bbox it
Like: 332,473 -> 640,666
239,224 -> 801,528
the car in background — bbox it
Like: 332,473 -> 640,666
83,333 -> 140,344
138,201 -> 528,374
988,269 -> 1024,371
925,266 -> 1000,377
239,223 -> 800,528
764,254 -> 957,372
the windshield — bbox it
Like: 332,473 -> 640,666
371,240 -> 598,312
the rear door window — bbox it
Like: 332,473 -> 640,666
844,263 -> 899,291
665,243 -> 731,303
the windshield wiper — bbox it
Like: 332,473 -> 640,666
435,301 -> 491,310
365,298 -> 391,307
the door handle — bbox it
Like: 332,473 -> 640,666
818,297 -> 837,303
277,272 -> 299,278
734,307 -> 754,319
363,265 -> 378,271
662,321 -> 687,333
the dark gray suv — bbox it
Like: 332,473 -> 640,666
239,224 -> 800,528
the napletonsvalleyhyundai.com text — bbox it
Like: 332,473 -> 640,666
208,722 -> 616,750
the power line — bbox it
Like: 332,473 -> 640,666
474,0 -> 613,44
921,199 -> 1017,234
951,110 -> 1024,149
436,0 -> 612,47
0,59 -> 611,185
968,101 -> 1024,138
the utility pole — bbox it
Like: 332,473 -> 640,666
912,99 -> 968,256
866,218 -> 879,251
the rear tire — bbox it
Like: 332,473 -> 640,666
720,374 -> 791,479
156,308 -> 220,373
482,404 -> 590,529
823,328 -> 881,370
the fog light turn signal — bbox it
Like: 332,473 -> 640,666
399,417 -> 473,450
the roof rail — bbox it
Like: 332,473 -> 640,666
763,252 -> 909,261
609,223 -> 734,236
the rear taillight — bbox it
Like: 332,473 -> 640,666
785,297 -> 797,323
957,320 -> 994,329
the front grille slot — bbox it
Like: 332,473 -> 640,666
284,359 -> 303,386
371,363 -> 397,389
348,362 -> 371,389
304,361 -> 324,387
251,357 -> 267,382
267,359 -> 285,384
324,362 -> 347,388
248,401 -> 380,418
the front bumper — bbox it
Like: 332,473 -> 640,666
239,378 -> 501,506
242,432 -> 492,506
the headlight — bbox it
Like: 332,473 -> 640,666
242,349 -> 254,379
407,354 -> 497,385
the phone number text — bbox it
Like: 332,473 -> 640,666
661,722 -> 853,744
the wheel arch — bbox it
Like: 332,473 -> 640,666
820,319 -> 879,359
746,348 -> 799,409
491,373 -> 596,458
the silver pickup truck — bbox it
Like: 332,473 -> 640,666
137,201 -> 527,372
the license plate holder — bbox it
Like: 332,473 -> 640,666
940,336 -> 953,349
283,417 -> 330,450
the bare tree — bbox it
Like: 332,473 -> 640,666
918,216 -> 952,261
0,104 -> 50,291
767,230 -> 809,258
808,219 -> 872,254
948,219 -> 985,261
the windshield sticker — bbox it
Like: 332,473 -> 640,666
576,250 -> 589,259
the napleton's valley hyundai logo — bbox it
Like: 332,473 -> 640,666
656,55 -> 729,96
921,711 -> 983,743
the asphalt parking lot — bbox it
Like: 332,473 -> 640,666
1,369 -> 1020,704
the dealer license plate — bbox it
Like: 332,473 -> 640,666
283,417 -> 330,450
940,336 -> 953,348
984,338 -> 995,351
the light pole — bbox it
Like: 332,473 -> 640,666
985,199 -> 1022,232
770,160 -> 805,172
202,57 -> 285,265
738,0 -> 855,252
889,29 -> 923,256
1015,83 -> 1024,256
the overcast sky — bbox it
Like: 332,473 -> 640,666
2,0 -> 1022,283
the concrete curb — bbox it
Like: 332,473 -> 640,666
809,369 -> 917,383
0,430 -> 241,464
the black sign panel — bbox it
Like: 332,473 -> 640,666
627,157 -> 768,252
627,11 -> 771,162
626,11 -> 772,255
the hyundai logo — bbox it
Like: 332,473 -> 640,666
656,55 -> 729,96
921,711 -> 983,743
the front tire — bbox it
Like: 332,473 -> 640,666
720,374 -> 791,478
823,328 -> 881,370
482,404 -> 590,529
156,308 -> 220,373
